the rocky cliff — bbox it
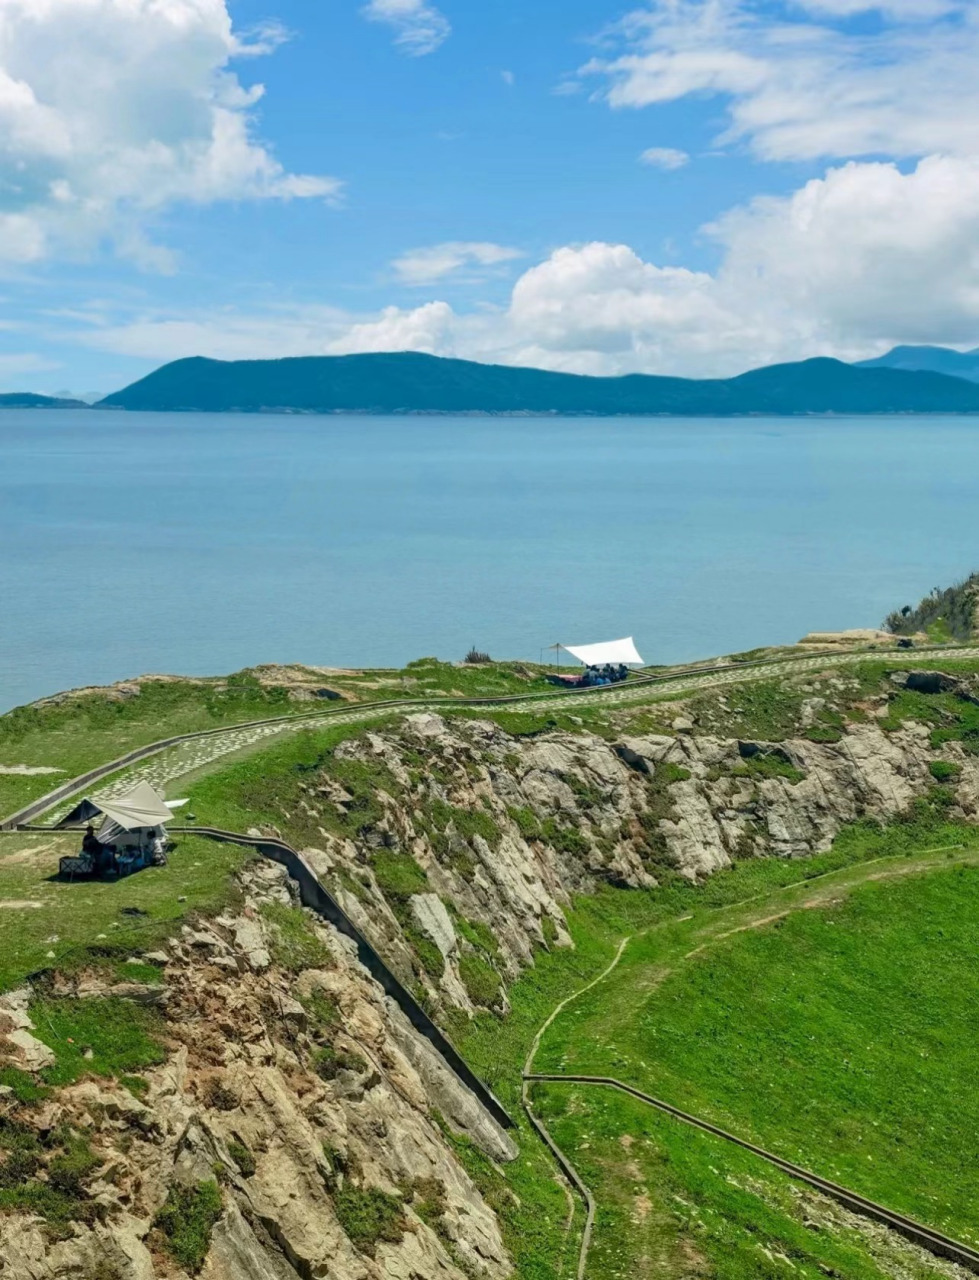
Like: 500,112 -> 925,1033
2,670 -> 975,1278
276,698 -> 969,1019
1,857 -> 514,1280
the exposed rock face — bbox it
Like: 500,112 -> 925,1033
0,862 -> 513,1280
289,709 -> 964,1006
4,693 -> 973,1279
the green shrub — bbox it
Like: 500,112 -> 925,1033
734,754 -> 806,785
313,1045 -> 367,1080
153,1181 -> 223,1274
453,913 -> 501,960
804,723 -> 843,743
371,851 -> 429,902
538,818 -> 590,857
404,924 -> 445,979
930,759 -> 961,782
410,1176 -> 449,1239
302,988 -> 341,1033
508,806 -> 541,840
332,1185 -> 406,1255
458,952 -> 503,1009
226,1140 -> 256,1177
658,761 -> 691,783
47,1138 -> 100,1197
884,574 -> 979,640
541,914 -> 559,947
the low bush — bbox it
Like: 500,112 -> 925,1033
930,758 -> 962,782
312,1044 -> 367,1080
331,1185 -> 406,1255
458,952 -> 503,1009
226,1140 -> 256,1177
734,754 -> 806,785
371,850 -> 430,901
153,1180 -> 223,1274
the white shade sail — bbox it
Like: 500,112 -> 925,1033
95,781 -> 173,831
561,637 -> 644,666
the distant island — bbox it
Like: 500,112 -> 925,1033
0,392 -> 87,409
6,350 -> 979,416
93,351 -> 979,416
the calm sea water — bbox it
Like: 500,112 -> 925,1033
1,409 -> 977,712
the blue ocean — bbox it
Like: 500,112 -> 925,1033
1,409 -> 976,711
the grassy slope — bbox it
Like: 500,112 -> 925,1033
533,854 -> 979,1252
450,818 -> 979,1280
0,831 -> 252,991
0,659 -> 555,818
537,1086 -> 951,1280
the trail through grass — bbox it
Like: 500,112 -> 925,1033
451,820 -> 979,1280
532,849 -> 979,1253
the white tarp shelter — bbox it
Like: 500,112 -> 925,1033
561,637 -> 644,667
94,782 -> 172,848
60,781 -> 173,848
96,781 -> 173,831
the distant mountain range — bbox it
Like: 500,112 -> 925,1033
94,351 -> 979,416
0,392 -> 87,408
6,348 -> 979,416
856,344 -> 979,383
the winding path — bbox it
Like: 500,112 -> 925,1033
7,642 -> 979,829
520,844 -> 979,1278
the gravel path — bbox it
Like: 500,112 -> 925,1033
34,644 -> 979,823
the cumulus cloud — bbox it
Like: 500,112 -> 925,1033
362,0 -> 451,56
69,149 -> 979,378
639,146 -> 689,169
392,241 -> 523,285
0,0 -> 337,266
582,0 -> 979,161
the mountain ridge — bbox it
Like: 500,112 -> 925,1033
97,350 -> 979,415
857,344 -> 979,383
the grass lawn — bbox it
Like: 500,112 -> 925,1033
535,1084 -> 955,1280
0,660 -> 558,820
0,831 -> 253,992
446,815 -> 979,1280
534,853 -> 979,1249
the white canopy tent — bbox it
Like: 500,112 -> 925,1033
95,782 -> 173,846
60,781 -> 173,847
560,637 -> 644,667
96,781 -> 173,830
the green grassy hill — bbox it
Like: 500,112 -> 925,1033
5,636 -> 979,1279
99,351 -> 979,415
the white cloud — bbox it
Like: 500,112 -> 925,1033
639,146 -> 689,169
392,241 -> 523,285
68,153 -> 979,379
582,0 -> 979,161
501,70 -> 515,86
714,155 -> 979,346
0,351 -> 58,377
0,0 -> 338,267
362,0 -> 450,56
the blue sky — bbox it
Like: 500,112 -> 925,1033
1,0 -> 977,395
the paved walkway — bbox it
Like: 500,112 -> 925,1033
33,643 -> 979,824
